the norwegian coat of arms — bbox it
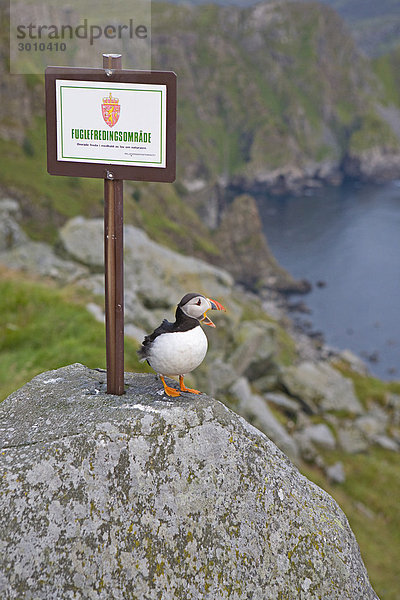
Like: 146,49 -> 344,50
102,92 -> 120,127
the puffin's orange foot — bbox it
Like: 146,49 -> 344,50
160,375 -> 181,397
179,375 -> 201,395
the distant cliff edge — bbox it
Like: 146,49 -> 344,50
151,1 -> 400,198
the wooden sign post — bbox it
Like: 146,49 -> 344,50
103,54 -> 124,395
45,54 -> 177,394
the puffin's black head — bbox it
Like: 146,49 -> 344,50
177,293 -> 226,327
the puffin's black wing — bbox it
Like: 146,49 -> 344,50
137,319 -> 175,360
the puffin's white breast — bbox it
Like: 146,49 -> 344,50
147,326 -> 208,376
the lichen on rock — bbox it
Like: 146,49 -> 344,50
0,364 -> 378,599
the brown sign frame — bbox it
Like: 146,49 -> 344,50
45,66 -> 176,182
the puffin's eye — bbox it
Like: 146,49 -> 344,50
196,299 -> 201,305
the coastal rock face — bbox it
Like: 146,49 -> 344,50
213,195 -> 305,292
0,364 -> 379,600
280,361 -> 363,415
343,148 -> 400,183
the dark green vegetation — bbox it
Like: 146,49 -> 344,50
334,360 -> 400,409
155,0 -> 400,57
0,117 -> 103,243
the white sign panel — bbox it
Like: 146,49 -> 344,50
55,79 -> 167,167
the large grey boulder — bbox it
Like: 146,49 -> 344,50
301,423 -> 337,451
0,364 -> 378,600
60,216 -> 233,299
228,320 -> 277,380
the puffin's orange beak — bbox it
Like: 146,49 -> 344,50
201,298 -> 226,327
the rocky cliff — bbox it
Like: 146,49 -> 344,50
151,1 -> 400,196
0,364 -> 379,599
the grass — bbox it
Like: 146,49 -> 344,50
0,268 -> 149,401
124,181 -> 221,260
373,44 -> 400,108
301,447 -> 400,600
332,359 -> 400,408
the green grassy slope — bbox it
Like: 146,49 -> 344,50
302,447 -> 400,600
0,267 -> 150,400
0,116 -> 104,243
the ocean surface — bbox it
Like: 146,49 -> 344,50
256,181 -> 400,380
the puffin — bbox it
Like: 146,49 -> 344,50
138,292 -> 226,397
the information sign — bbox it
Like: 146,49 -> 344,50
45,66 -> 176,182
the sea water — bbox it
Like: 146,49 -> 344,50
257,181 -> 400,380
